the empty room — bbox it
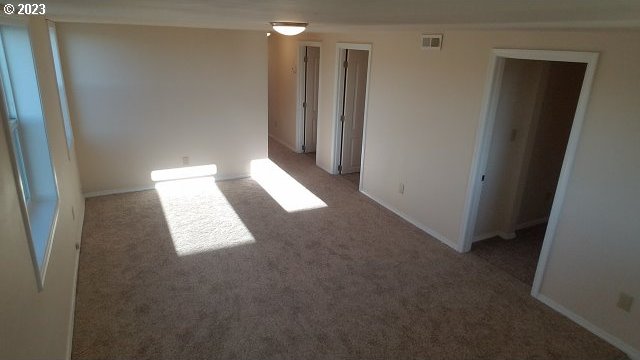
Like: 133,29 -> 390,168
1,1 -> 638,360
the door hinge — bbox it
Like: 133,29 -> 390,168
303,101 -> 307,108
340,115 -> 345,123
302,144 -> 306,152
343,60 -> 348,68
304,55 -> 308,63
338,165 -> 343,173
481,175 -> 486,182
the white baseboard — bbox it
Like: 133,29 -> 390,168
83,175 -> 250,198
473,230 -> 517,242
268,135 -> 300,153
215,175 -> 251,182
535,293 -> 639,360
516,217 -> 549,230
66,202 -> 85,360
360,190 -> 462,252
474,231 -> 499,242
84,185 -> 154,198
473,217 -> 549,243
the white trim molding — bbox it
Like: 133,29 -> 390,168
296,41 -> 322,154
473,231 -> 516,243
473,217 -> 549,243
83,185 -> 155,198
361,189 -> 460,252
331,42 -> 373,186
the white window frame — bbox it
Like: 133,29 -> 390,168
47,20 -> 74,159
0,18 -> 60,291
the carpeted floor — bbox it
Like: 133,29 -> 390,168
341,172 -> 360,190
472,224 -> 546,286
71,140 -> 624,360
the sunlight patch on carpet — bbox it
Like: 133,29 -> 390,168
155,177 -> 254,256
250,159 -> 327,212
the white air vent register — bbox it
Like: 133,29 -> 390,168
421,34 -> 443,50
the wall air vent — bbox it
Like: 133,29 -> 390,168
421,34 -> 443,50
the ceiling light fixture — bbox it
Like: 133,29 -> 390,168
270,22 -> 308,36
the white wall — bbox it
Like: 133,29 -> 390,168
269,28 -> 640,356
0,16 -> 85,360
56,23 -> 268,194
268,33 -> 299,151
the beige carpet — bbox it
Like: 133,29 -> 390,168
72,140 -> 623,359
472,224 -> 546,286
341,172 -> 360,190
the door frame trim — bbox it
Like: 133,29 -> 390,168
332,42 -> 372,192
296,41 -> 322,153
458,49 -> 599,298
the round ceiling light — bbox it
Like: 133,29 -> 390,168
270,22 -> 308,36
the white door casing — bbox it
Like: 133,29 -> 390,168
304,46 -> 320,152
340,49 -> 369,174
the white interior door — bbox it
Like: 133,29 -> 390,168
304,46 -> 320,152
340,49 -> 368,174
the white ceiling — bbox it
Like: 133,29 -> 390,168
44,0 -> 640,31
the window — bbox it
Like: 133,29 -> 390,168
47,21 -> 74,156
0,21 -> 59,290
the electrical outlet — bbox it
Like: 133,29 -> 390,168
617,293 -> 634,312
182,156 -> 190,165
399,183 -> 405,194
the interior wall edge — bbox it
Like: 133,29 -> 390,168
360,189 -> 462,252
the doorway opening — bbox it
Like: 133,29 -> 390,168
460,49 -> 598,295
296,42 -> 320,160
334,44 -> 371,190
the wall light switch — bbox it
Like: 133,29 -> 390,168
617,292 -> 634,312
